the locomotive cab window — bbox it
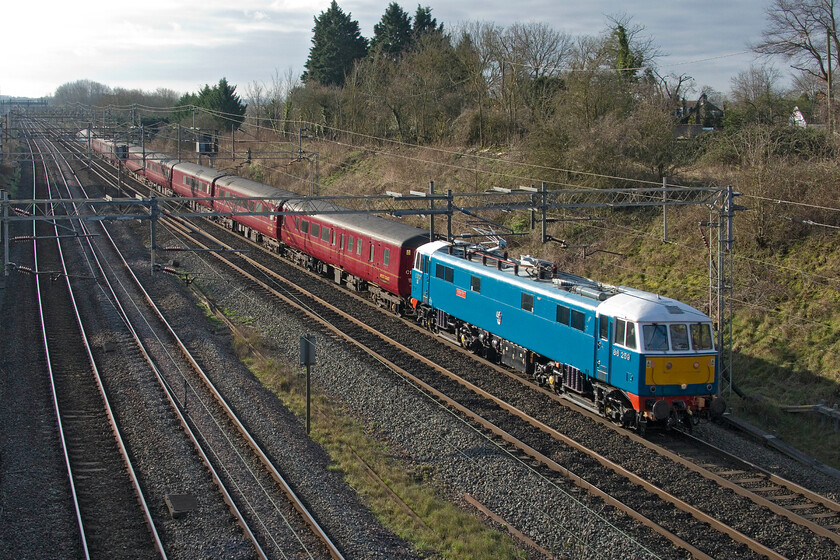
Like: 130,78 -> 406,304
690,323 -> 714,350
670,324 -> 690,351
521,293 -> 534,312
625,322 -> 637,349
414,252 -> 422,270
614,319 -> 637,349
643,324 -> 668,352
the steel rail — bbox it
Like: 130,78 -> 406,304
25,126 -> 90,559
38,126 -> 169,559
58,131 -> 341,560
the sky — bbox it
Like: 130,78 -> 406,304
1,0 -> 775,100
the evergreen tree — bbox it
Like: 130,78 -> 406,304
173,78 -> 246,131
412,5 -> 442,39
613,24 -> 640,82
370,3 -> 413,59
303,1 -> 368,87
205,78 -> 246,131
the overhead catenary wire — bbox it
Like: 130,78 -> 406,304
52,103 -> 840,299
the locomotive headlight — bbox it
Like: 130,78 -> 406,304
706,384 -> 713,392
681,383 -> 687,390
665,362 -> 672,370
693,361 -> 700,369
650,386 -> 656,393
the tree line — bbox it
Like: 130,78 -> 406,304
51,0 -> 840,237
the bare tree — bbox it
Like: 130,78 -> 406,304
244,80 -> 266,132
651,70 -> 695,105
267,67 -> 300,133
502,22 -> 573,80
730,64 -> 784,104
755,0 -> 839,83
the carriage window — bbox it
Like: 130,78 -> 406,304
301,220 -> 309,234
599,315 -> 609,340
332,231 -> 336,245
556,305 -> 570,325
369,244 -> 375,262
341,234 -> 345,250
321,226 -> 330,242
311,223 -> 320,238
347,236 -> 353,252
690,324 -> 714,350
625,322 -> 637,349
670,324 -> 690,351
357,240 -> 362,255
295,217 -> 300,229
383,248 -> 390,266
470,276 -> 481,293
571,309 -> 585,331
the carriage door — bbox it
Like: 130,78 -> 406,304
596,314 -> 611,384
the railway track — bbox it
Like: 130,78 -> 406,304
145,212 -> 756,558
25,122 -> 347,559
24,125 -> 163,559
61,131 -> 840,558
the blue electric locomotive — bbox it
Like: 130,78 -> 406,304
410,240 -> 725,431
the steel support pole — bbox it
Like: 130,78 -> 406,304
429,181 -> 435,242
541,182 -> 547,244
663,177 -> 668,242
150,197 -> 158,275
447,190 -> 453,242
306,363 -> 311,435
2,190 -> 8,277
